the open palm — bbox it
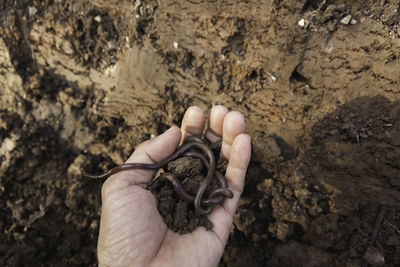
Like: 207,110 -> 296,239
97,106 -> 251,267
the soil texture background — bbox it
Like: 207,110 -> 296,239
1,0 -> 400,266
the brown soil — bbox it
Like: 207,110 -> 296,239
155,142 -> 230,233
1,0 -> 400,266
157,156 -> 212,233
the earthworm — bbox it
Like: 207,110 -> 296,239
147,172 -> 232,206
84,137 -> 233,215
148,150 -> 233,205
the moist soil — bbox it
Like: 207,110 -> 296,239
157,142 -> 230,233
1,0 -> 400,266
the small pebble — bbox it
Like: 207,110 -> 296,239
94,15 -> 101,23
173,42 -> 179,49
350,19 -> 357,25
267,72 -> 277,82
28,6 -> 38,16
340,15 -> 352,25
298,18 -> 308,28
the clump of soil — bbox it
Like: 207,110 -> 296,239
156,149 -> 227,233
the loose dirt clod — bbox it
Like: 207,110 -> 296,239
158,156 -> 215,233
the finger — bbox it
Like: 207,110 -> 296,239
180,106 -> 205,142
112,126 -> 182,186
221,111 -> 246,159
207,133 -> 251,243
222,133 -> 251,216
205,105 -> 228,142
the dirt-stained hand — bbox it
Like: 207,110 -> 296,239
97,105 -> 251,267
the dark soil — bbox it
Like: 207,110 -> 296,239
1,0 -> 400,266
157,156 -> 213,233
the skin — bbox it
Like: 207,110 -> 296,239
97,105 -> 252,267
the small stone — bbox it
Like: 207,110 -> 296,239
28,6 -> 38,16
340,15 -> 352,25
173,42 -> 179,49
298,18 -> 308,28
94,15 -> 101,23
350,18 -> 357,25
269,72 -> 277,82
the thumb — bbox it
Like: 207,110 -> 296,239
103,126 -> 182,192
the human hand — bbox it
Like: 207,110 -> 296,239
97,105 -> 251,267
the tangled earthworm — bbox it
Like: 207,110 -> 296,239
84,136 -> 233,215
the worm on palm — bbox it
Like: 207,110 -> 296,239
84,136 -> 233,215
